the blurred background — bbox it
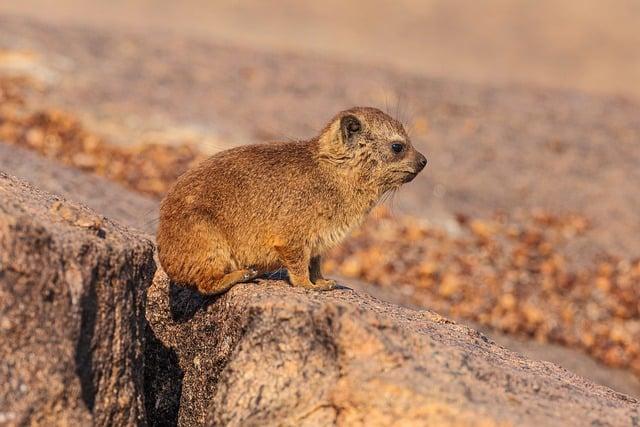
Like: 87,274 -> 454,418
0,0 -> 639,396
3,0 -> 640,97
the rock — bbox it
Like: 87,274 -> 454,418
0,172 -> 156,426
147,271 -> 639,427
0,143 -> 159,235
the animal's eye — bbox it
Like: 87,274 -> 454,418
391,142 -> 404,154
347,119 -> 361,134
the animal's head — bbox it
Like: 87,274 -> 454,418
317,107 -> 427,193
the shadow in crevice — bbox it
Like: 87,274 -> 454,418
168,282 -> 220,323
144,323 -> 184,427
75,275 -> 98,412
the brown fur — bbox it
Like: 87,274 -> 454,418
156,107 -> 427,294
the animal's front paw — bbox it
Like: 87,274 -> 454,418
242,268 -> 259,281
312,278 -> 337,291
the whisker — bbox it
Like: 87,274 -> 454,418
383,87 -> 390,119
267,268 -> 286,280
388,188 -> 399,217
143,207 -> 160,228
144,217 -> 160,226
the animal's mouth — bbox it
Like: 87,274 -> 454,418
402,172 -> 418,183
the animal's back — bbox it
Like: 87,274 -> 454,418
157,141 -> 325,281
187,142 -> 320,229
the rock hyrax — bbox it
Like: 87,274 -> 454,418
157,107 -> 427,294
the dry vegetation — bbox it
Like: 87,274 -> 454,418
1,76 -> 638,376
326,209 -> 640,374
0,77 -> 205,197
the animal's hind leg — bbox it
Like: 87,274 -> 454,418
197,268 -> 259,295
188,227 -> 259,295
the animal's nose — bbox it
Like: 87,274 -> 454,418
416,153 -> 428,171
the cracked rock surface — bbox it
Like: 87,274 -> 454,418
0,172 -> 156,426
146,271 -> 639,427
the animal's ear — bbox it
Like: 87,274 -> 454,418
340,115 -> 361,143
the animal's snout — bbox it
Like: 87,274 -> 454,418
416,153 -> 428,172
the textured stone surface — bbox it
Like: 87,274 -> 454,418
0,143 -> 159,235
147,271 -> 640,427
0,172 -> 156,426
